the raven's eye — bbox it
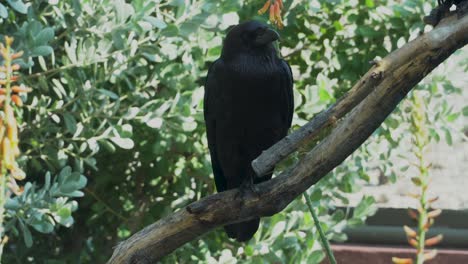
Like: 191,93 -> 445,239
254,27 -> 267,35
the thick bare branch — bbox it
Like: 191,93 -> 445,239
252,13 -> 468,177
108,14 -> 468,264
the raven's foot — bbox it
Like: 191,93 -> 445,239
243,178 -> 261,197
424,5 -> 449,26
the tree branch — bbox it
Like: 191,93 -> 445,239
252,13 -> 468,177
108,13 -> 468,264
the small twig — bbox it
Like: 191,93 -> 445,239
304,193 -> 337,264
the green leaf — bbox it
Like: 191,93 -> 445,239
309,189 -> 322,202
7,0 -> 28,14
365,0 -> 375,8
307,250 -> 325,263
357,26 -> 383,38
30,215 -> 54,233
161,24 -> 179,37
270,221 -> 286,238
143,16 -> 167,29
444,128 -> 452,145
446,113 -> 459,122
35,28 -> 55,44
98,89 -> 119,99
19,221 -> 33,247
179,21 -> 199,37
318,87 -> 332,101
0,3 -> 8,18
169,0 -> 184,6
463,106 -> 468,116
100,140 -> 116,153
4,198 -> 21,210
32,46 -> 53,56
63,113 -> 77,134
110,137 -> 134,149
353,196 -> 377,219
146,117 -> 163,129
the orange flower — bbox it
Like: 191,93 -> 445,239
425,234 -> 443,246
4,36 -> 14,46
408,238 -> 418,248
258,0 -> 285,29
258,0 -> 271,14
423,250 -> 438,261
427,209 -> 442,218
11,94 -> 23,107
10,164 -> 25,181
403,225 -> 417,238
11,51 -> 24,60
7,119 -> 18,144
392,257 -> 413,264
408,209 -> 418,220
3,138 -> 14,170
12,85 -> 32,93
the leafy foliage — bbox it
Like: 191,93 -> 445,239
0,0 -> 465,263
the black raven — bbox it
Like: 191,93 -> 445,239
204,21 -> 294,242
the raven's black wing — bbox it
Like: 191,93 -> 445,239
204,59 -> 227,192
279,59 -> 294,129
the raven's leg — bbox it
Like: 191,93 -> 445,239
244,174 -> 261,195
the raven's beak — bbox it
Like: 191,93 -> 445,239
254,28 -> 280,46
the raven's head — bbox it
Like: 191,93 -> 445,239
221,21 -> 280,60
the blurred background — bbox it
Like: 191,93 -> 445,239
0,0 -> 466,263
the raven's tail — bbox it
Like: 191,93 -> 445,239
224,218 -> 260,242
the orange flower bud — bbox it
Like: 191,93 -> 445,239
408,209 -> 418,220
0,121 -> 4,142
258,0 -> 271,15
11,164 -> 25,180
423,218 -> 434,231
12,143 -> 19,157
278,0 -> 283,9
392,257 -> 413,264
403,225 -> 417,238
11,94 -> 23,107
0,95 -> 5,105
425,234 -> 443,247
11,51 -> 24,60
7,177 -> 23,195
423,250 -> 438,261
11,64 -> 20,71
3,138 -> 13,170
427,209 -> 442,218
408,238 -> 418,248
407,193 -> 420,199
0,89 -> 5,95
10,75 -> 19,82
5,36 -> 14,46
5,104 -> 14,125
7,121 -> 18,144
428,196 -> 439,204
12,85 -> 31,93
274,2 -> 283,29
269,3 -> 275,23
